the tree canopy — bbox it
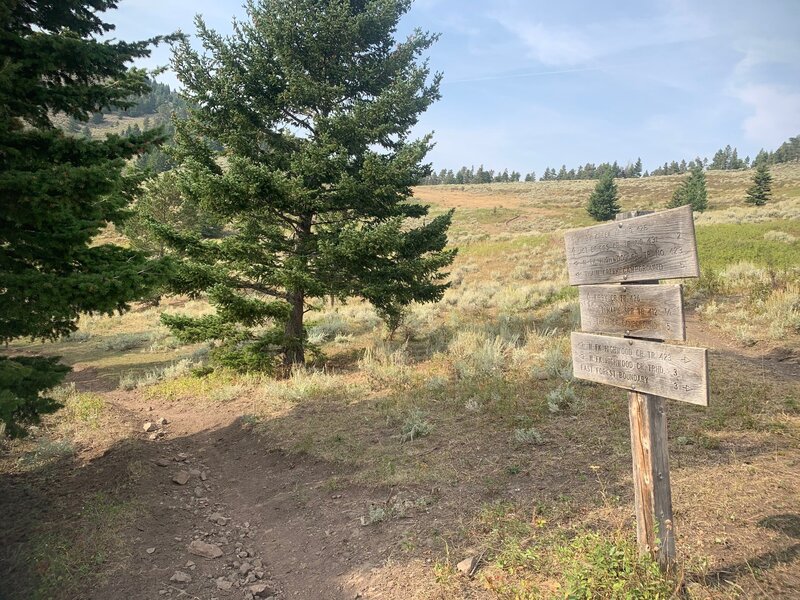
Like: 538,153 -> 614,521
745,163 -> 772,206
151,0 -> 455,370
586,172 -> 621,221
667,165 -> 708,212
0,0 -> 171,436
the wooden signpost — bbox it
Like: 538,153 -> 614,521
566,207 -> 709,571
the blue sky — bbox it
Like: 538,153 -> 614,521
111,0 -> 800,174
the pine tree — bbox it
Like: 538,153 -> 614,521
154,0 -> 455,370
667,165 -> 708,212
0,1 -> 173,437
745,163 -> 772,206
586,172 -> 620,221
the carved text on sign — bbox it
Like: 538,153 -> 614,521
571,332 -> 708,405
578,284 -> 685,341
565,206 -> 700,285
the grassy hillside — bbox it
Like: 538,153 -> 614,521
2,163 -> 799,599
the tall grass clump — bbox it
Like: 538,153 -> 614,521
514,328 -> 573,382
447,329 -> 517,381
260,367 -> 356,404
360,341 -> 413,390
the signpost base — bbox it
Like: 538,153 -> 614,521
628,391 -> 676,571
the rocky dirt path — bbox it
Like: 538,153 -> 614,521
89,436 -> 282,600
83,403 -> 421,600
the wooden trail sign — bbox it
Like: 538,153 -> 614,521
571,332 -> 708,406
564,205 -> 700,285
578,284 -> 685,341
566,208 -> 709,571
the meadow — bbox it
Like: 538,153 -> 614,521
1,164 -> 799,599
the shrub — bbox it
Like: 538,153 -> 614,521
306,312 -> 348,344
547,384 -> 577,413
400,409 -> 432,442
764,230 -> 796,243
16,438 -> 75,469
513,427 -> 543,445
98,332 -> 153,352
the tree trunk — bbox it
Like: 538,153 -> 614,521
283,290 -> 305,367
283,214 -> 312,368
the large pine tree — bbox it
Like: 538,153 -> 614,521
154,0 -> 455,370
0,1 -> 172,436
667,165 -> 708,212
745,163 -> 772,206
586,171 -> 620,221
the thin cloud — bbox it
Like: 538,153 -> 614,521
448,65 -> 623,84
736,84 -> 800,148
490,8 -> 713,68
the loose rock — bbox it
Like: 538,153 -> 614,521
170,571 -> 192,584
216,577 -> 233,591
249,583 -> 275,598
456,555 -> 479,576
146,547 -> 156,554
156,417 -> 168,426
239,562 -> 253,575
173,471 -> 191,485
155,458 -> 170,467
143,422 -> 158,432
188,539 -> 223,559
209,512 -> 228,526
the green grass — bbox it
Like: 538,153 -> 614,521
696,220 -> 800,270
463,501 -> 677,599
26,492 -> 134,600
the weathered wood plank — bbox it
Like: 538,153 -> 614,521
570,332 -> 708,406
578,284 -> 686,341
628,392 -> 676,569
565,205 -> 700,285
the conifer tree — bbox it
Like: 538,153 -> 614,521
0,1 -> 172,436
745,163 -> 772,206
586,172 -> 620,221
667,165 -> 708,212
154,0 -> 455,369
